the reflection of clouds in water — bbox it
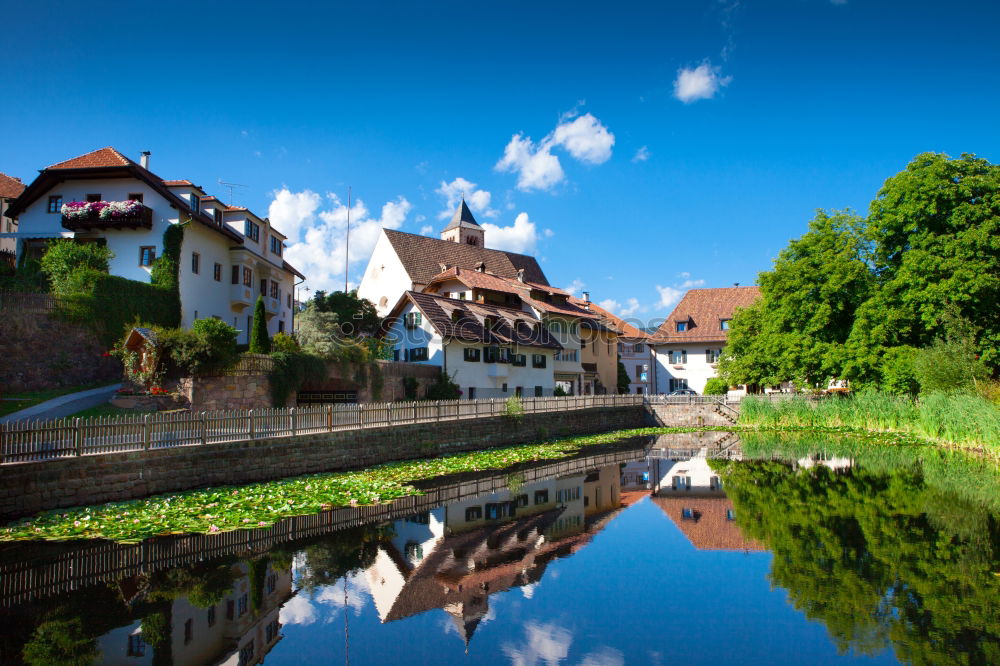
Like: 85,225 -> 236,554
280,571 -> 371,627
502,621 -> 573,666
440,604 -> 498,637
521,583 -> 538,599
580,646 -> 625,666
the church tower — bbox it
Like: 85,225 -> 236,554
440,197 -> 485,247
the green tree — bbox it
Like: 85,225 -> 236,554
249,295 -> 271,353
616,361 -> 631,394
912,307 -> 990,394
39,240 -> 114,293
310,289 -> 382,337
703,377 -> 728,395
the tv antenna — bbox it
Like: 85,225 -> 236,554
217,179 -> 247,206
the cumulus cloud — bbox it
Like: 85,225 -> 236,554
656,277 -> 706,309
673,63 -> 732,103
502,621 -> 573,666
581,647 -> 625,666
436,177 -> 499,220
496,112 -> 615,191
482,212 -> 552,255
419,224 -> 434,235
563,279 -> 586,297
270,187 -> 411,293
599,297 -> 641,316
632,146 -> 650,163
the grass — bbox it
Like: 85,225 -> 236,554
0,427 -> 674,543
0,383 -> 115,418
739,392 -> 1000,455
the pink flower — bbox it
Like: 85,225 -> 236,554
209,525 -> 219,533
258,521 -> 267,526
74,521 -> 81,527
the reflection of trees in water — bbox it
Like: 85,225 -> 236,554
716,459 -> 1000,664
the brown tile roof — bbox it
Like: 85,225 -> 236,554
383,229 -> 549,287
427,266 -> 521,293
568,298 -> 650,340
390,291 -> 562,349
0,173 -> 24,199
520,292 -> 598,319
162,179 -> 195,187
47,146 -> 132,169
652,286 -> 761,343
652,496 -> 764,551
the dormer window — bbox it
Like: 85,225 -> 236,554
270,236 -> 283,255
191,195 -> 200,214
214,209 -> 222,225
720,319 -> 731,331
405,312 -> 422,329
466,236 -> 478,246
245,219 -> 260,241
475,262 -> 486,273
676,321 -> 688,332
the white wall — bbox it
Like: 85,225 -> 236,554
178,223 -> 233,328
652,343 -> 725,394
620,342 -> 654,394
358,231 -> 415,316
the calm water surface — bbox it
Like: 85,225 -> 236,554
2,432 -> 997,665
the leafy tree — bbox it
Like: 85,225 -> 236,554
39,240 -> 114,293
616,361 -> 631,394
703,377 -> 728,395
154,318 -> 238,376
424,371 -> 461,400
913,307 -> 990,394
878,345 -> 919,396
22,617 -> 98,666
249,295 -> 271,353
310,289 -> 382,337
271,331 -> 300,353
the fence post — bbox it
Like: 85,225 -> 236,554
413,401 -> 418,424
436,400 -> 442,422
327,405 -> 333,432
74,418 -> 83,457
200,412 -> 207,446
249,410 -> 256,441
143,414 -> 151,450
291,407 -> 297,437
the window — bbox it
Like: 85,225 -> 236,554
670,349 -> 687,364
48,195 -> 62,213
681,508 -> 695,520
669,378 -> 689,392
207,605 -> 217,627
635,364 -> 644,380
706,349 -> 721,363
127,633 -> 146,657
227,600 -> 235,620
405,541 -> 424,560
633,343 -> 645,353
213,208 -> 223,225
498,347 -> 512,364
265,619 -> 280,643
287,294 -> 292,308
516,494 -> 529,507
464,347 -> 481,362
484,346 -> 499,363
511,354 -> 527,367
404,312 -> 422,329
502,383 -> 508,393
535,386 -> 543,397
191,252 -> 200,274
245,219 -> 260,241
672,475 -> 692,490
270,280 -> 279,298
406,347 -> 428,362
214,262 -> 222,281
468,387 -> 476,399
534,490 -> 549,505
676,321 -> 688,332
270,236 -> 283,255
726,509 -> 736,521
466,236 -> 478,246
238,640 -> 255,666
243,267 -> 253,287
86,193 -> 101,202
721,319 -> 731,331
266,573 -> 277,595
532,354 -> 546,368
260,278 -> 267,295
184,618 -> 193,644
278,320 -> 285,333
191,195 -> 200,214
139,246 -> 156,266
231,265 -> 240,284
128,192 -> 143,202
237,593 -> 248,617
465,506 -> 482,521
710,476 -> 722,490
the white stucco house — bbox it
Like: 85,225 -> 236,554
0,173 -> 24,256
3,147 -> 304,343
651,286 -> 761,394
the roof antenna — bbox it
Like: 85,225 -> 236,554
344,186 -> 352,293
217,179 -> 247,206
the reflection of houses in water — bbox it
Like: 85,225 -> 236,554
366,465 -> 623,646
795,453 -> 854,472
95,561 -> 293,665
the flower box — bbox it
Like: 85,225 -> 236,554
61,200 -> 152,231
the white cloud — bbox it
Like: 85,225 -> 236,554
482,212 -> 551,255
271,187 -> 411,293
599,298 -> 621,313
581,647 -> 625,666
502,621 -> 573,666
563,279 -> 586,297
435,177 -> 499,220
280,595 -> 318,626
495,112 -> 615,191
655,278 -> 705,309
632,146 -> 650,163
673,63 -> 732,103
620,297 -> 641,316
420,224 -> 434,235
599,297 -> 641,316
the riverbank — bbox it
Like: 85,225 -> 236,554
739,392 -> 1000,457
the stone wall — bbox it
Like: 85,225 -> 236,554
646,403 -> 738,428
0,406 -> 649,519
178,374 -> 272,412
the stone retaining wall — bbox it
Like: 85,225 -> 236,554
0,406 -> 649,519
646,403 -> 737,428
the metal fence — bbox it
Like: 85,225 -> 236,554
0,394 -> 648,465
0,290 -> 56,313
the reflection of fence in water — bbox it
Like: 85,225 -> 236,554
0,446 -> 647,607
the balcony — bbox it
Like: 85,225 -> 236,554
61,201 -> 152,231
231,284 -> 253,309
265,296 -> 280,317
487,363 -> 508,378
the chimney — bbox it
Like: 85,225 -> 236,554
517,268 -> 525,283
733,282 -> 740,287
582,291 -> 590,303
140,151 -> 151,170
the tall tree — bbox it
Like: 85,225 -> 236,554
309,289 -> 381,337
249,295 -> 271,353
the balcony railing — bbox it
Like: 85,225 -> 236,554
61,201 -> 153,231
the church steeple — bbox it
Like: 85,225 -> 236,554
441,197 -> 485,247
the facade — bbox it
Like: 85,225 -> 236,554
651,286 -> 761,394
577,299 -> 654,394
3,148 -> 304,342
0,173 -> 25,255
569,294 -> 619,395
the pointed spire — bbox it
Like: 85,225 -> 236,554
443,196 -> 482,231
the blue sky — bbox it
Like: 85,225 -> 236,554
4,0 -> 998,326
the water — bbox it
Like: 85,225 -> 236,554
1,431 -> 998,665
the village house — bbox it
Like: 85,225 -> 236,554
0,172 -> 24,255
651,286 -> 761,394
579,299 -> 655,394
2,147 -> 304,343
567,293 -> 620,395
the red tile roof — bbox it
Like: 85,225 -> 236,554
0,173 -> 24,199
652,496 -> 764,551
568,298 -> 650,340
653,287 -> 761,343
47,147 -> 132,170
162,179 -> 195,187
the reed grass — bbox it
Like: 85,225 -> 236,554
739,392 -> 1000,454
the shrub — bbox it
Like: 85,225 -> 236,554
403,376 -> 419,401
703,378 -> 728,395
269,351 -> 328,406
617,361 -> 630,394
554,385 -> 568,397
271,332 -> 300,353
424,371 -> 461,400
39,240 -> 113,292
913,338 -> 989,394
880,346 -> 919,396
503,395 -> 525,420
249,295 -> 271,353
154,319 -> 238,376
59,271 -> 178,346
149,222 -> 184,326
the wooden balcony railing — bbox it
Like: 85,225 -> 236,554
61,203 -> 153,231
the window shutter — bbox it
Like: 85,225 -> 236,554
682,350 -> 687,363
